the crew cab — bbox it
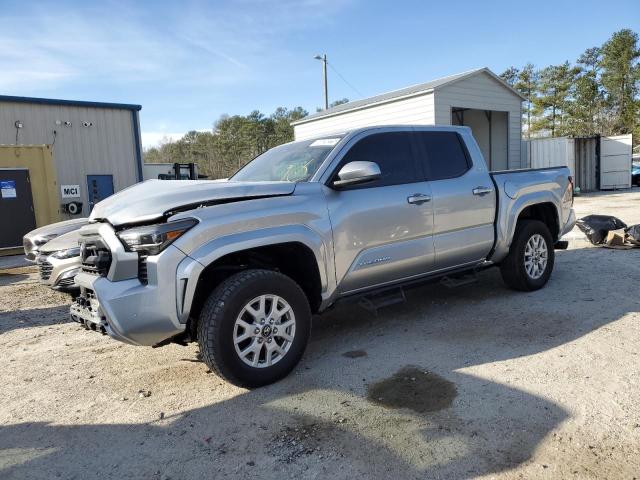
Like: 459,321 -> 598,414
70,126 -> 575,387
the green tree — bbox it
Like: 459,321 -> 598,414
330,98 -> 349,107
599,29 -> 640,134
568,47 -> 603,136
502,65 -> 539,138
500,66 -> 520,86
516,64 -> 539,139
532,62 -> 579,136
316,98 -> 349,112
143,106 -> 309,180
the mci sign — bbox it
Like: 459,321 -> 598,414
61,184 -> 81,199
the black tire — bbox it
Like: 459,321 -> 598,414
500,220 -> 555,292
197,269 -> 311,388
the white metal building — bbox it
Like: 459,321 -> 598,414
293,68 -> 525,170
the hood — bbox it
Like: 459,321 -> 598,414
40,229 -> 82,253
89,179 -> 296,226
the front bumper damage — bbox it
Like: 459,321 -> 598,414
70,222 -> 190,346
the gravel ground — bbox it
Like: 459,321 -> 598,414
1,189 -> 640,479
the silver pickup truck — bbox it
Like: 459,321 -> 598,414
71,126 -> 575,387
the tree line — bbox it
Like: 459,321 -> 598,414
500,29 -> 639,140
144,98 -> 350,179
145,29 -> 638,179
144,107 -> 307,179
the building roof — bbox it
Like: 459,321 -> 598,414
0,95 -> 142,111
292,67 -> 525,125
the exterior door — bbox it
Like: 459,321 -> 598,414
600,134 -> 632,190
412,129 -> 495,271
87,175 -> 114,210
324,130 -> 435,294
0,169 -> 36,248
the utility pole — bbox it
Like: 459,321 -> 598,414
314,54 -> 329,110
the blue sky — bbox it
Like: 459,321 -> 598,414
0,0 -> 637,147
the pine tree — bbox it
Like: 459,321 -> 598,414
599,29 -> 640,135
500,67 -> 519,86
532,62 -> 578,136
501,65 -> 539,138
515,64 -> 539,139
568,47 -> 604,136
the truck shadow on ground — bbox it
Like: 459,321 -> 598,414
1,246 -> 639,479
0,305 -> 70,335
0,270 -> 31,287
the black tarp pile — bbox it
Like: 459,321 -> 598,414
576,215 -> 640,249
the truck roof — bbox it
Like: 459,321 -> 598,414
303,124 -> 472,141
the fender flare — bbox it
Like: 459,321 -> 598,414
175,225 -> 331,323
492,192 -> 561,263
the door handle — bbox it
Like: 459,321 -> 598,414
472,187 -> 493,196
407,193 -> 431,205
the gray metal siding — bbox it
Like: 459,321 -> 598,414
434,71 -> 522,169
0,101 -> 140,216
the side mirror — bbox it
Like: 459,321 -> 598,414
332,161 -> 381,188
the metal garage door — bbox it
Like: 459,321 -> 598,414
0,169 -> 36,249
600,134 -> 632,190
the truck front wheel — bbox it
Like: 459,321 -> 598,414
500,220 -> 555,291
197,269 -> 311,388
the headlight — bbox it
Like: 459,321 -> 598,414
117,218 -> 198,255
51,247 -> 81,259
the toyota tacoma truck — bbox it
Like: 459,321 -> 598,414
70,126 -> 575,387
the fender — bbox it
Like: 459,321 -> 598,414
175,225 -> 334,323
491,190 -> 561,263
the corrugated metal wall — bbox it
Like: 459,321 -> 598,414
525,137 -> 575,176
0,101 -> 141,216
522,136 -> 600,192
574,137 -> 598,192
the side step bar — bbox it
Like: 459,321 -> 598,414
440,271 -> 478,289
359,287 -> 406,315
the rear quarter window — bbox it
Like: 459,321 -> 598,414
414,131 -> 471,181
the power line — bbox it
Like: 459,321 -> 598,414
327,61 -> 365,98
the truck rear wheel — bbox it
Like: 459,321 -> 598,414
500,220 -> 555,291
197,269 -> 311,388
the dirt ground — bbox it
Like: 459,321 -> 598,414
1,189 -> 640,480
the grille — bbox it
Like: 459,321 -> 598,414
37,257 -> 53,280
138,255 -> 149,284
56,277 -> 76,287
81,237 -> 111,276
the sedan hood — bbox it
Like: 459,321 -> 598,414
89,180 -> 296,226
25,217 -> 88,239
40,229 -> 82,254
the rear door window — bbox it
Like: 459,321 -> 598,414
414,131 -> 471,181
335,132 -> 418,187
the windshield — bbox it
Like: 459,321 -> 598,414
230,137 -> 342,182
